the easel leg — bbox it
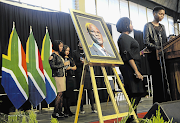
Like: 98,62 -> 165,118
89,66 -> 104,123
101,67 -> 119,114
112,67 -> 139,123
74,63 -> 86,123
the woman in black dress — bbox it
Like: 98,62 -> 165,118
116,17 -> 149,116
72,41 -> 97,114
143,6 -> 168,104
61,45 -> 77,117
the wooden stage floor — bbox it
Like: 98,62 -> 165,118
36,97 -> 153,123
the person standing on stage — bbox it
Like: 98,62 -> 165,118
61,45 -> 76,117
116,17 -> 149,119
72,40 -> 97,114
49,40 -> 70,118
143,6 -> 168,104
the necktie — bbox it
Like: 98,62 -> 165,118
102,48 -> 109,56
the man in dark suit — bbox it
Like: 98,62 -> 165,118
72,41 -> 97,114
86,23 -> 114,57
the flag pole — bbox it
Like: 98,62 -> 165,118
13,21 -> 18,112
45,26 -> 52,109
30,26 -> 32,34
30,25 -> 33,111
46,26 -> 48,33
13,21 -> 15,30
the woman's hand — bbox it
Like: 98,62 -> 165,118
66,66 -> 71,70
134,70 -> 143,81
64,61 -> 70,66
143,47 -> 151,53
66,65 -> 77,71
129,59 -> 143,81
140,47 -> 151,56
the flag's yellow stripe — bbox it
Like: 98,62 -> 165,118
26,38 -> 30,63
2,30 -> 14,60
41,34 -> 46,61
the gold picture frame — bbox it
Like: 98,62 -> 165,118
69,9 -> 123,66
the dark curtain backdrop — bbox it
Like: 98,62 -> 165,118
0,2 -> 79,56
0,1 -> 114,108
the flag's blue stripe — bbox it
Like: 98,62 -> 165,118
28,77 -> 44,107
1,71 -> 27,109
45,77 -> 56,104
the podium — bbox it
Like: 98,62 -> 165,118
157,34 -> 180,100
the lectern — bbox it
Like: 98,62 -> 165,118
157,35 -> 180,100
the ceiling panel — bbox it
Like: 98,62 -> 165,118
164,0 -> 169,7
149,0 -> 178,12
178,1 -> 180,13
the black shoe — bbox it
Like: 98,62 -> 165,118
92,110 -> 97,113
58,112 -> 65,118
52,112 -> 64,118
80,109 -> 85,114
64,113 -> 69,118
52,113 -> 59,118
80,107 -> 85,114
63,111 -> 69,118
126,115 -> 134,123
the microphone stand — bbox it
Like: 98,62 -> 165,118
158,32 -> 172,101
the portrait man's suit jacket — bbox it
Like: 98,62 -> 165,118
89,43 -> 114,57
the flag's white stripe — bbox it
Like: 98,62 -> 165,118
49,40 -> 52,56
44,70 -> 57,95
34,41 -> 45,83
28,72 -> 46,99
18,37 -> 28,84
2,67 -> 28,100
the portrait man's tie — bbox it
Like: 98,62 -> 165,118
102,48 -> 109,56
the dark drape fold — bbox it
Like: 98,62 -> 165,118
134,29 -> 151,75
0,2 -> 79,54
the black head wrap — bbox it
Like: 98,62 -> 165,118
116,17 -> 131,33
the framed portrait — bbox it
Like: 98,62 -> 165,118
69,9 -> 123,66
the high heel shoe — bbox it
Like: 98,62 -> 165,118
63,111 -> 69,118
52,112 -> 64,118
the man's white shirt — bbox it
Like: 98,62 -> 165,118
93,43 -> 109,56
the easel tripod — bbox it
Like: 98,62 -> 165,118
74,59 -> 139,123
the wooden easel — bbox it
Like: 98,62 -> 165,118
74,60 -> 139,123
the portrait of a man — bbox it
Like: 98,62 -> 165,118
86,23 -> 114,57
69,9 -> 123,66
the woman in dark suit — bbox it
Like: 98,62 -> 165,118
116,17 -> 149,118
143,6 -> 168,104
49,40 -> 70,118
61,45 -> 76,117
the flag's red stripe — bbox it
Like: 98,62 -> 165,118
21,45 -> 27,75
38,50 -> 44,74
